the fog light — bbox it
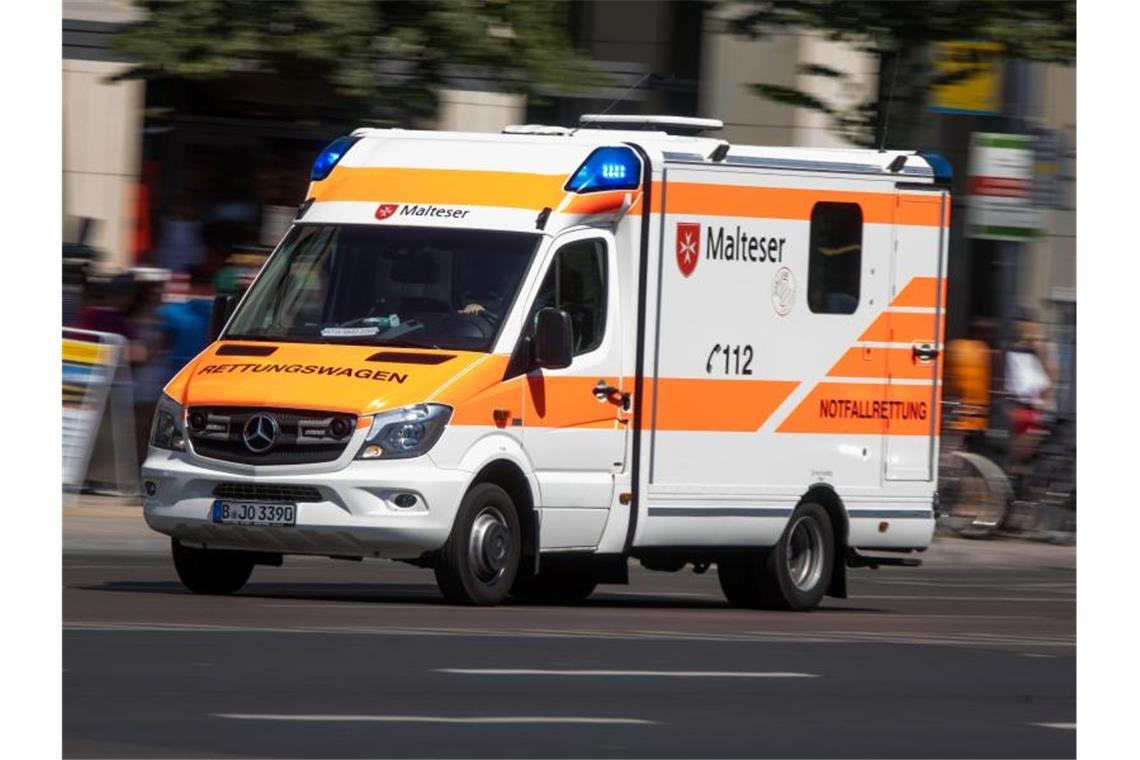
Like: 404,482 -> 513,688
144,481 -> 157,497
360,445 -> 383,459
394,493 -> 418,509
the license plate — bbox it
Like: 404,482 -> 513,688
211,500 -> 296,527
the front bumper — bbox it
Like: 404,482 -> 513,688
140,448 -> 468,559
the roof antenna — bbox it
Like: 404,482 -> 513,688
878,50 -> 901,153
571,71 -> 656,136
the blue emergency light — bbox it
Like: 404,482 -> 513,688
310,135 -> 361,181
564,146 -> 642,193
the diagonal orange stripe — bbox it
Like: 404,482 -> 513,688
858,311 -> 938,344
890,277 -> 944,308
777,382 -> 938,435
827,347 -> 936,380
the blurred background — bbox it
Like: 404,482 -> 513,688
61,0 -> 1075,539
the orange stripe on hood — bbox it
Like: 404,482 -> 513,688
165,342 -> 487,416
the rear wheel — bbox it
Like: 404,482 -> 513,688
170,538 -> 254,595
434,483 -> 521,605
717,502 -> 834,611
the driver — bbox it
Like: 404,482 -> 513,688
456,276 -> 506,323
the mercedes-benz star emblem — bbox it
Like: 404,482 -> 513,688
242,413 -> 279,454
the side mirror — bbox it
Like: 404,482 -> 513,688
532,307 -> 573,370
209,295 -> 236,341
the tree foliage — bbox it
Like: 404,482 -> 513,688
724,0 -> 1076,146
112,0 -> 597,124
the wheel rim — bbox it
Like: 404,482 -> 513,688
786,515 -> 825,592
468,506 -> 511,584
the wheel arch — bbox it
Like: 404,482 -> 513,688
800,483 -> 849,599
469,459 -> 539,573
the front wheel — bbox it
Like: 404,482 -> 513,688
170,538 -> 254,595
717,502 -> 835,611
434,483 -> 521,605
511,570 -> 597,605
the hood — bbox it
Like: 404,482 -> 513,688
164,341 -> 490,416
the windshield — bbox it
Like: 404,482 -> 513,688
224,225 -> 541,351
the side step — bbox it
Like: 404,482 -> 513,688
846,548 -> 923,570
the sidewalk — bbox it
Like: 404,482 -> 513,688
62,493 -> 1077,569
63,493 -> 166,555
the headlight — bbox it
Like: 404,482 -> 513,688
150,393 -> 186,451
357,404 -> 452,460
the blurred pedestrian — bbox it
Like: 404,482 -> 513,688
155,267 -> 216,384
1005,308 -> 1054,472
945,319 -> 994,434
127,277 -> 169,464
153,201 -> 207,275
74,273 -> 133,338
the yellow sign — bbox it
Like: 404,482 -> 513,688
929,41 -> 1003,115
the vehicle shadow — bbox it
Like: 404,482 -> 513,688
75,580 -> 886,613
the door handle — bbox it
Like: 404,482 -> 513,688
593,379 -> 630,410
912,343 -> 939,362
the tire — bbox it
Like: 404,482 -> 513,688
716,554 -> 764,608
511,569 -> 597,605
170,538 -> 254,595
434,483 -> 521,605
717,502 -> 834,611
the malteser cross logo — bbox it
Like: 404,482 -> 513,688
676,222 -> 700,277
374,203 -> 399,220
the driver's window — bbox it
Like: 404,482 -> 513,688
531,239 -> 607,356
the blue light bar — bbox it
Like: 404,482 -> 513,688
311,135 -> 361,181
916,150 -> 953,183
564,146 -> 642,193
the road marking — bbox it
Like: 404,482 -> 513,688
64,622 -> 1075,650
852,595 -> 1074,603
1029,722 -> 1075,730
437,668 -> 817,678
213,713 -> 656,725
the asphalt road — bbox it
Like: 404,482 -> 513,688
63,526 -> 1075,759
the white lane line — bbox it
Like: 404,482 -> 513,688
852,595 -> 1074,603
1029,722 -> 1076,730
64,622 -> 1076,650
436,668 -> 817,678
214,713 -> 656,725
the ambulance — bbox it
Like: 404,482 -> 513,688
141,115 -> 950,610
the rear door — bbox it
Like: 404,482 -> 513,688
883,189 -> 949,481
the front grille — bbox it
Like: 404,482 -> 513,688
187,407 -> 356,465
213,482 -> 323,503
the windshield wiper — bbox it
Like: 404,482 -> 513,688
219,333 -> 282,343
371,338 -> 441,349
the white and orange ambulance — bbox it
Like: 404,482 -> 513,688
141,115 -> 950,609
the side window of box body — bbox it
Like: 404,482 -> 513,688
808,202 -> 863,315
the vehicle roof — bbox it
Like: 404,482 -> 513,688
299,121 -> 944,234
346,125 -> 936,178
